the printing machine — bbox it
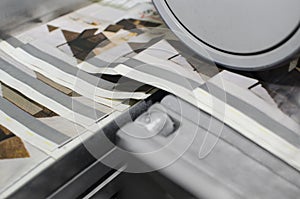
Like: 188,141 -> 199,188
0,0 -> 299,198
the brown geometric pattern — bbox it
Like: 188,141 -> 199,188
0,125 -> 30,159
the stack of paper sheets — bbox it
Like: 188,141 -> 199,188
0,1 -> 165,194
0,1 -> 167,150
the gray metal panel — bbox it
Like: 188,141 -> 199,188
0,0 -> 89,34
117,100 -> 300,198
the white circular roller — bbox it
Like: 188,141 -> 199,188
153,0 -> 300,71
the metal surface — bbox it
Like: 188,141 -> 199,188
0,0 -> 89,34
116,95 -> 300,199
